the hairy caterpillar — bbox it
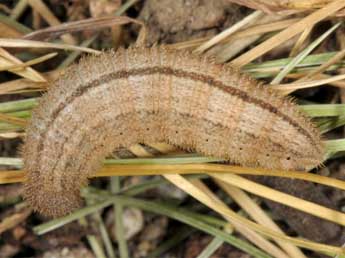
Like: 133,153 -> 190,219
23,46 -> 324,217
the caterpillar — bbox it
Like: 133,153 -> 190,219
22,46 -> 324,218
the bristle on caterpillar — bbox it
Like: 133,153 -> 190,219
22,46 -> 324,217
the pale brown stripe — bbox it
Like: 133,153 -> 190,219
36,66 -> 316,166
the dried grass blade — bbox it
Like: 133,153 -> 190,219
216,35 -> 261,63
0,132 -> 24,139
215,180 -> 307,258
168,18 -> 300,51
191,179 -> 290,258
289,27 -> 313,57
270,22 -> 341,85
302,48 -> 345,80
0,13 -> 31,33
271,73 -> 345,93
189,179 -> 288,258
2,163 -> 345,191
0,47 -> 46,82
232,18 -> 301,40
24,16 -> 145,41
231,0 -> 345,67
0,70 -> 59,95
26,0 -> 76,44
0,170 -> 24,183
10,0 -> 28,20
164,173 -> 344,255
226,0 -> 345,16
194,10 -> 263,53
0,113 -> 26,127
0,19 -> 23,38
0,38 -> 100,54
0,52 -> 57,72
211,173 -> 345,226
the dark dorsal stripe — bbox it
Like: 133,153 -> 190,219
40,66 -> 316,156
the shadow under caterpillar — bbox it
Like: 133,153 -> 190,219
22,46 -> 324,218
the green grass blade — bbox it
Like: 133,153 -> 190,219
324,139 -> 345,154
300,104 -> 345,117
271,22 -> 341,85
34,194 -> 272,258
244,52 -> 341,72
196,237 -> 224,258
0,98 -> 37,113
146,226 -> 194,258
316,116 -> 345,133
104,155 -> 223,165
0,156 -> 222,168
111,177 -> 129,258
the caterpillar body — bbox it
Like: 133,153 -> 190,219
23,46 -> 324,217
